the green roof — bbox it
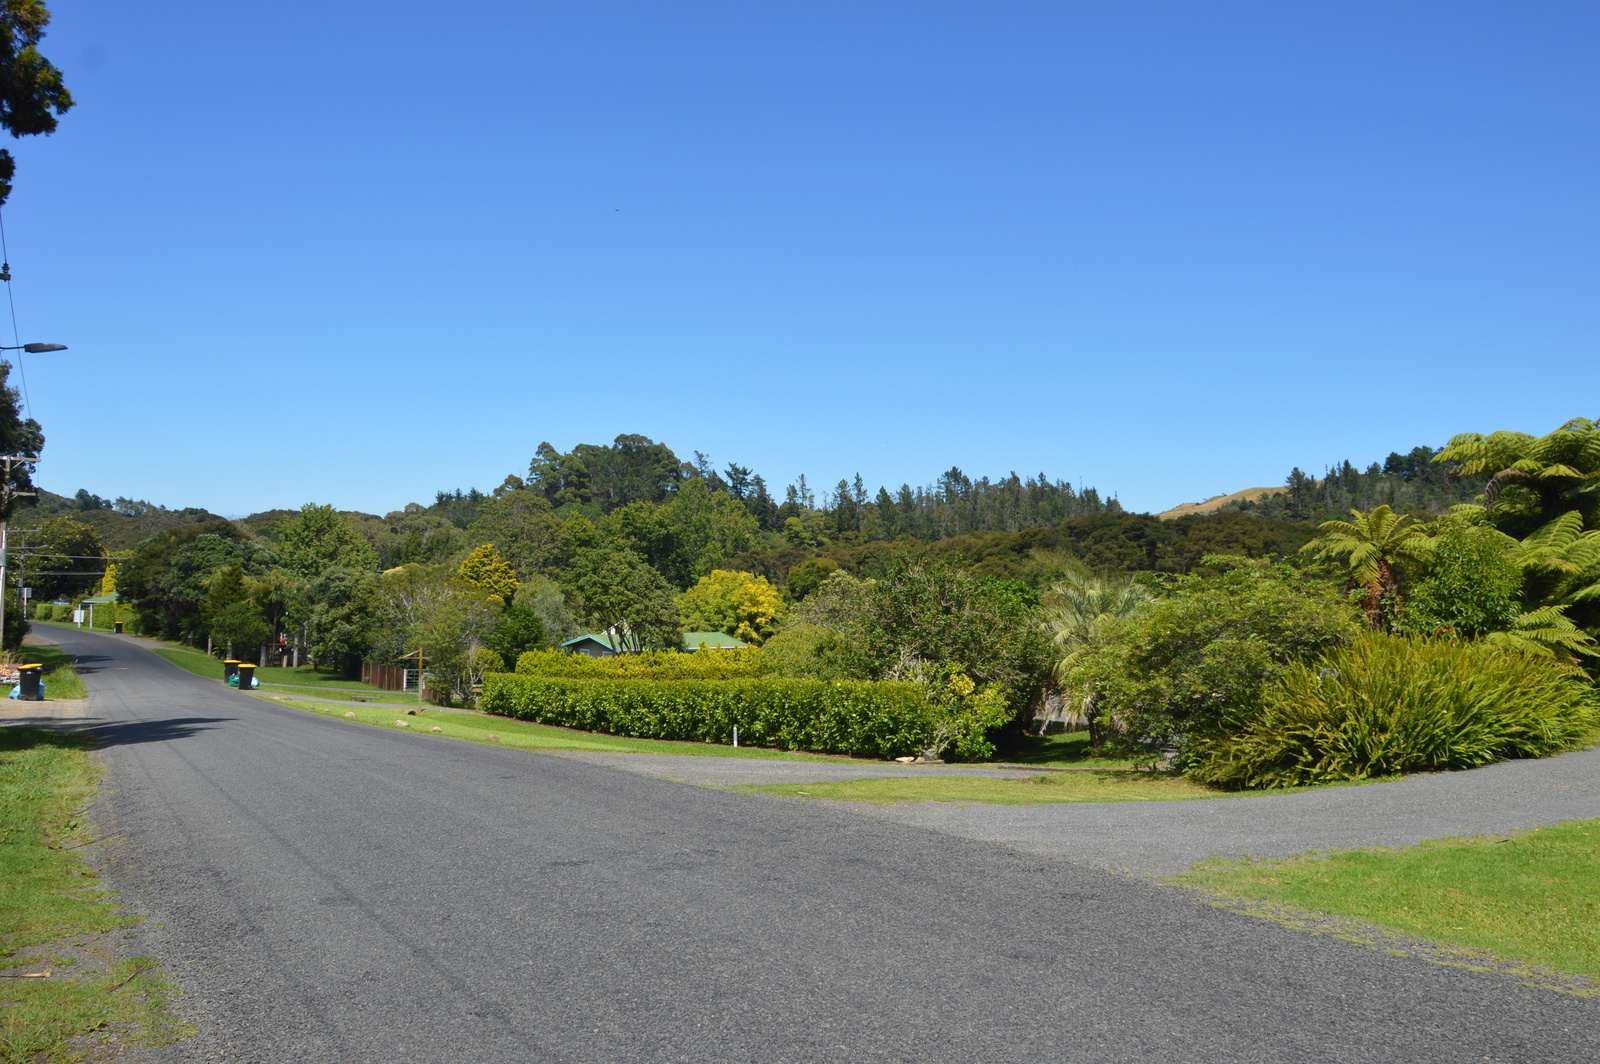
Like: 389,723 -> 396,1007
682,631 -> 748,650
79,592 -> 120,604
561,633 -> 618,651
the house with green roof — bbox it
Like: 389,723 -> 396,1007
559,631 -> 749,657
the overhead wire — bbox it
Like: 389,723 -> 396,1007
0,205 -> 29,415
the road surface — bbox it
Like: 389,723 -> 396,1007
20,626 -> 1599,1062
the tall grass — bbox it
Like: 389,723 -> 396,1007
1190,633 -> 1599,789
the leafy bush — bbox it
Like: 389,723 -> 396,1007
915,662 -> 1012,761
847,557 -> 1047,695
1404,518 -> 1521,638
1070,558 -> 1361,755
481,674 -> 931,758
514,647 -> 766,680
1190,633 -> 1599,788
90,606 -> 140,633
759,624 -> 855,680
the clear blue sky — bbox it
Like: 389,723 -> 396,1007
8,1 -> 1597,517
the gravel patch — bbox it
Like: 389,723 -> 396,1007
836,745 -> 1600,874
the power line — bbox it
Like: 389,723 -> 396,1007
0,206 -> 28,415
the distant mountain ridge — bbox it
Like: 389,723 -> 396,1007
24,488 -> 236,552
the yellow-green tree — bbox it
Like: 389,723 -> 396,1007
457,543 -> 520,604
100,562 -> 117,596
679,569 -> 786,644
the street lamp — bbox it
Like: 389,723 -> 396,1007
0,342 -> 67,352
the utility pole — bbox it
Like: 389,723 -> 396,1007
0,454 -> 38,650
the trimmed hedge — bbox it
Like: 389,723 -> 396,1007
90,606 -> 140,634
514,647 -> 765,680
481,673 -> 931,758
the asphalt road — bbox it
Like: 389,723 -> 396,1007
27,627 -> 1600,1062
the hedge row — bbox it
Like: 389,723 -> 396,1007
514,647 -> 765,680
90,607 -> 140,633
481,673 -> 931,758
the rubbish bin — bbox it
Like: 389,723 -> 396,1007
237,663 -> 257,690
223,659 -> 241,683
18,664 -> 43,701
113,620 -> 124,634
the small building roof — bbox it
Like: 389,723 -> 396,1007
79,592 -> 120,604
561,633 -> 619,652
682,631 -> 748,650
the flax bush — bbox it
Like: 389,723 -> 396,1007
1189,632 -> 1599,789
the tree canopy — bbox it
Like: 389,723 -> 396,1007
276,503 -> 378,580
0,1 -> 72,206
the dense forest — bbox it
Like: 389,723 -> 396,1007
23,433 -> 1489,618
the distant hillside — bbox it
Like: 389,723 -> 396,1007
24,489 -> 234,552
1158,487 -> 1286,521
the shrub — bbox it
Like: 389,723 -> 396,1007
514,647 -> 765,680
759,624 -> 855,680
1070,558 -> 1360,755
1189,633 -> 1600,789
90,606 -> 139,632
1404,518 -> 1521,638
915,662 -> 1012,761
481,674 -> 931,758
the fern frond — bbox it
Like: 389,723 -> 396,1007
1485,605 -> 1597,678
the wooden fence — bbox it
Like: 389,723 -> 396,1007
362,663 -> 408,691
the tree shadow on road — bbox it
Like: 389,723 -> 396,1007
63,652 -> 116,674
73,717 -> 235,747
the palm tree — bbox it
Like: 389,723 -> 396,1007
1039,566 -> 1153,739
1301,505 -> 1435,627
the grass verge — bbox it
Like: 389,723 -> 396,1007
153,644 -> 417,704
0,727 -> 191,1059
1174,820 -> 1600,989
257,694 -> 859,761
22,644 -> 87,701
742,771 -> 1229,804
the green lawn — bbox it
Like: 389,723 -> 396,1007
743,770 -> 1229,804
0,727 -> 191,1059
1175,821 -> 1600,986
258,694 -> 861,761
152,644 -> 418,704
